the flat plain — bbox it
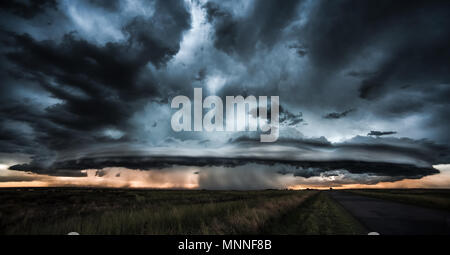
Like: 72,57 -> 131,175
1,188 -> 449,235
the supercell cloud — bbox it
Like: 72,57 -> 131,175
1,0 -> 450,188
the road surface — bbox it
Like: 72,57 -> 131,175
330,191 -> 450,235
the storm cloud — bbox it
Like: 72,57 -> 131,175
1,0 -> 450,188
323,109 -> 355,119
367,131 -> 397,137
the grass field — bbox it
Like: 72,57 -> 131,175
346,189 -> 450,212
0,188 -> 367,235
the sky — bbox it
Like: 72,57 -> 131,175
0,0 -> 450,189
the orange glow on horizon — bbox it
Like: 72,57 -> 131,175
1,164 -> 449,190
0,167 -> 200,189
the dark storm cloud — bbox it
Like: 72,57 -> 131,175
252,105 -> 305,126
303,1 -> 450,71
307,1 -> 449,113
229,135 -> 450,166
123,0 -> 191,67
8,154 -> 439,181
9,135 -> 448,183
201,0 -> 449,145
279,106 -> 304,126
87,0 -> 121,11
0,121 -> 36,154
367,131 -> 397,137
204,0 -> 303,58
0,0 -> 57,19
229,135 -> 331,148
323,109 -> 355,119
292,0 -> 450,144
0,0 -> 191,159
0,0 -> 449,187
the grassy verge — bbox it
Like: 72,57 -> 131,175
345,189 -> 450,212
262,191 -> 367,235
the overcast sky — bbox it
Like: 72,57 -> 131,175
1,0 -> 449,189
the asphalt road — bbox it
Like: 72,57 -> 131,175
330,191 -> 450,235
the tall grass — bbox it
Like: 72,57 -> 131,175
2,189 -> 316,235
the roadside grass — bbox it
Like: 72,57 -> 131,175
0,188 -> 317,235
346,189 -> 450,212
262,191 -> 367,235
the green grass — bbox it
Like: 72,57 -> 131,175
346,189 -> 450,212
262,192 -> 367,235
